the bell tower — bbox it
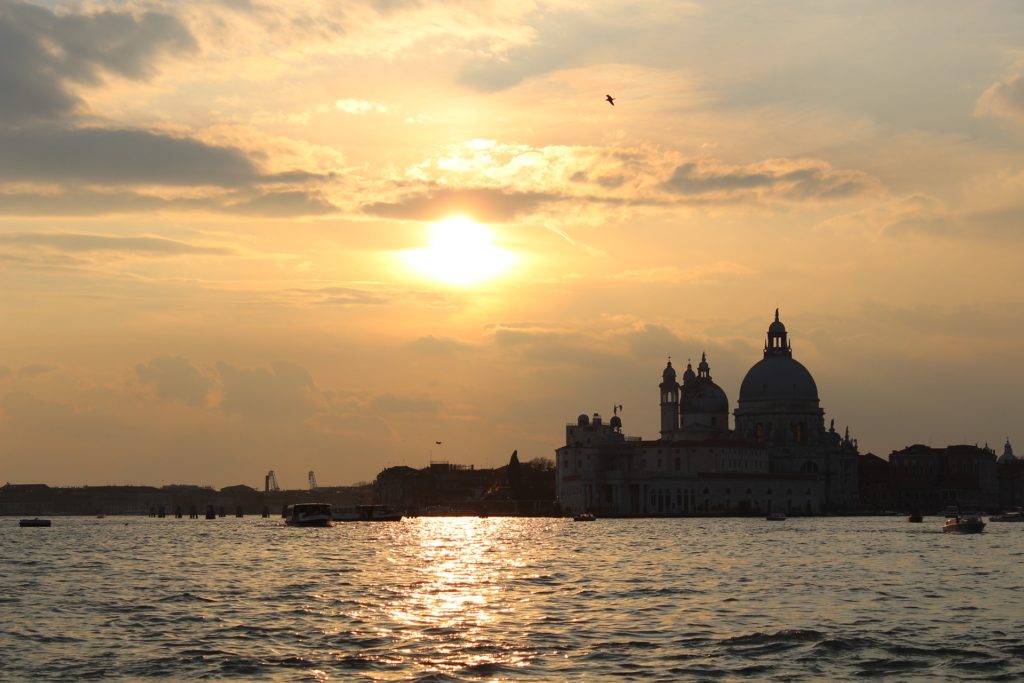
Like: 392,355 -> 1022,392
659,359 -> 680,439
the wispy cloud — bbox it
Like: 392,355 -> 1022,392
976,73 -> 1024,123
0,232 -> 232,256
663,158 -> 878,202
335,98 -> 391,115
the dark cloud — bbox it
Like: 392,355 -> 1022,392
363,187 -> 557,222
0,185 -> 337,217
216,360 -> 321,422
368,393 -> 441,413
228,189 -> 337,216
0,189 -> 214,216
136,356 -> 213,407
663,160 -> 874,202
0,232 -> 232,256
0,126 -> 259,186
0,0 -> 196,123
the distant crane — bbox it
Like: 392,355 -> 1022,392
265,470 -> 280,492
308,470 -> 318,490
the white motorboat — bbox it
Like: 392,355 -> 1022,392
284,503 -> 333,527
331,504 -> 402,522
942,512 -> 985,534
989,510 -> 1024,522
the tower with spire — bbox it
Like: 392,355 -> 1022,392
659,359 -> 680,438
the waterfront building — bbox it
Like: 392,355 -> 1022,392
889,443 -> 998,512
556,310 -> 861,516
997,439 -> 1024,509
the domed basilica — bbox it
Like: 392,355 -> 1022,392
556,310 -> 860,516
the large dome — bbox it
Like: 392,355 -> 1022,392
739,355 -> 819,403
683,381 -> 729,414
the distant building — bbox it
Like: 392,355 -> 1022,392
375,457 -> 557,515
556,310 -> 860,516
996,439 -> 1024,509
889,444 -> 998,512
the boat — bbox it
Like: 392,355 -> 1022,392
907,511 -> 923,523
284,503 -> 333,527
942,512 -> 985,534
766,511 -> 786,521
989,510 -> 1024,522
573,512 -> 596,522
331,504 -> 402,522
19,518 -> 52,527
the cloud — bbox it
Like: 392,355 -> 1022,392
227,189 -> 337,216
363,187 -> 557,222
0,185 -> 337,217
286,286 -> 390,306
407,335 -> 473,354
663,159 -> 877,202
0,126 -> 260,187
216,360 -> 322,422
0,0 -> 196,123
335,98 -> 391,115
456,3 -> 700,91
17,363 -> 58,378
0,232 -> 232,256
136,356 -> 213,407
368,393 -> 441,413
879,194 -> 1024,241
975,74 -> 1024,123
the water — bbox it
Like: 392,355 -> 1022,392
2,516 -> 1023,681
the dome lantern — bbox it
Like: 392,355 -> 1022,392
765,308 -> 792,358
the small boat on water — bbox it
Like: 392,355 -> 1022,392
990,510 -> 1024,523
331,504 -> 402,522
766,511 -> 786,521
284,503 -> 333,527
573,512 -> 596,522
942,512 -> 985,534
907,512 -> 923,523
19,518 -> 52,527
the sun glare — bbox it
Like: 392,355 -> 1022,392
400,216 -> 518,286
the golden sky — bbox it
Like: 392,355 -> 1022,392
2,0 -> 1024,487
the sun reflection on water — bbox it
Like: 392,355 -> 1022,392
381,517 -> 532,675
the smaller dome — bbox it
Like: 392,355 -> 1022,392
768,308 -> 786,335
577,414 -> 590,426
999,438 -> 1017,464
682,362 -> 696,383
610,415 -> 622,430
662,360 -> 677,383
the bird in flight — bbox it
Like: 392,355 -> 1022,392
605,94 -> 615,106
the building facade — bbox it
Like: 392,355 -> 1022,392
556,310 -> 861,515
889,444 -> 999,512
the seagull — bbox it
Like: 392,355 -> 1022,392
605,94 -> 615,106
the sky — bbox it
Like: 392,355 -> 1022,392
2,0 -> 1024,489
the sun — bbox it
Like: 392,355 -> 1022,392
400,216 -> 518,286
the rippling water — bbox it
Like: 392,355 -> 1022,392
2,516 -> 1023,681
